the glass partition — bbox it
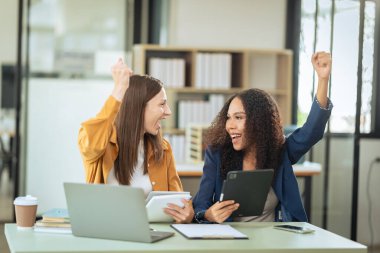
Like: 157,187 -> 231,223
29,0 -> 130,77
298,0 -> 377,243
17,0 -> 134,213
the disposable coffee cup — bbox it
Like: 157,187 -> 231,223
13,195 -> 38,230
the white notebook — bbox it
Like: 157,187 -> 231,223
171,224 -> 248,239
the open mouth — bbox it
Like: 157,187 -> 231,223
230,134 -> 242,142
157,118 -> 167,129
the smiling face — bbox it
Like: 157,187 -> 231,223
226,97 -> 247,151
144,88 -> 171,135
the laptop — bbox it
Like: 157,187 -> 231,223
63,182 -> 174,243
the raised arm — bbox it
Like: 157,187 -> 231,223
78,59 -> 133,162
312,51 -> 331,108
111,58 -> 133,101
285,52 -> 333,164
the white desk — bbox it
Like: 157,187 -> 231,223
176,161 -> 321,177
5,222 -> 366,253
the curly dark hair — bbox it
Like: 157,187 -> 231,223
205,88 -> 285,179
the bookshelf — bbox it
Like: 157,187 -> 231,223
132,45 -> 293,162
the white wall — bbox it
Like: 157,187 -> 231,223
309,138 -> 354,238
311,137 -> 380,245
26,78 -> 113,213
310,138 -> 326,226
168,0 -> 286,48
326,139 -> 354,238
0,0 -> 18,102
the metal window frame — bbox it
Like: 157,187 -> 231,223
286,0 -> 380,241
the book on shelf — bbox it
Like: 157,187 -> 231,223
148,57 -> 185,88
164,134 -> 186,163
195,53 -> 232,89
177,94 -> 225,129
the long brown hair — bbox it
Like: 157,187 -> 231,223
114,75 -> 164,185
205,88 -> 285,179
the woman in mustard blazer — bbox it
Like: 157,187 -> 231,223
78,59 -> 194,223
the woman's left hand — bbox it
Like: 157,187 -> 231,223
164,199 -> 194,223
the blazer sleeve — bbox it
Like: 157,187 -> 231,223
286,97 -> 333,164
192,147 -> 218,223
78,96 -> 120,163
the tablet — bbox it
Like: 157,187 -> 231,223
146,193 -> 191,222
220,169 -> 274,217
145,191 -> 190,204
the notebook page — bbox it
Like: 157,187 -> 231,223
171,224 -> 248,239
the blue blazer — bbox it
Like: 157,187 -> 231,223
193,98 -> 333,223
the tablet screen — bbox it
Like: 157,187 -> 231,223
220,169 -> 274,217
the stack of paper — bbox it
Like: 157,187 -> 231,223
34,208 -> 72,234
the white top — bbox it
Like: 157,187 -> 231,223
107,142 -> 152,196
233,187 -> 278,222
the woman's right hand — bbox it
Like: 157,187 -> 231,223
204,200 -> 239,223
311,51 -> 331,108
111,58 -> 133,101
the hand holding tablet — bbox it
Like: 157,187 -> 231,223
220,169 -> 274,217
146,191 -> 191,222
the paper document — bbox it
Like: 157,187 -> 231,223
171,224 -> 248,239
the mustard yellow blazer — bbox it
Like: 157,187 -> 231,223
78,96 -> 183,191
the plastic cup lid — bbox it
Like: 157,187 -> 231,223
13,195 -> 38,206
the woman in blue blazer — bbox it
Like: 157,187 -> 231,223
193,52 -> 333,223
